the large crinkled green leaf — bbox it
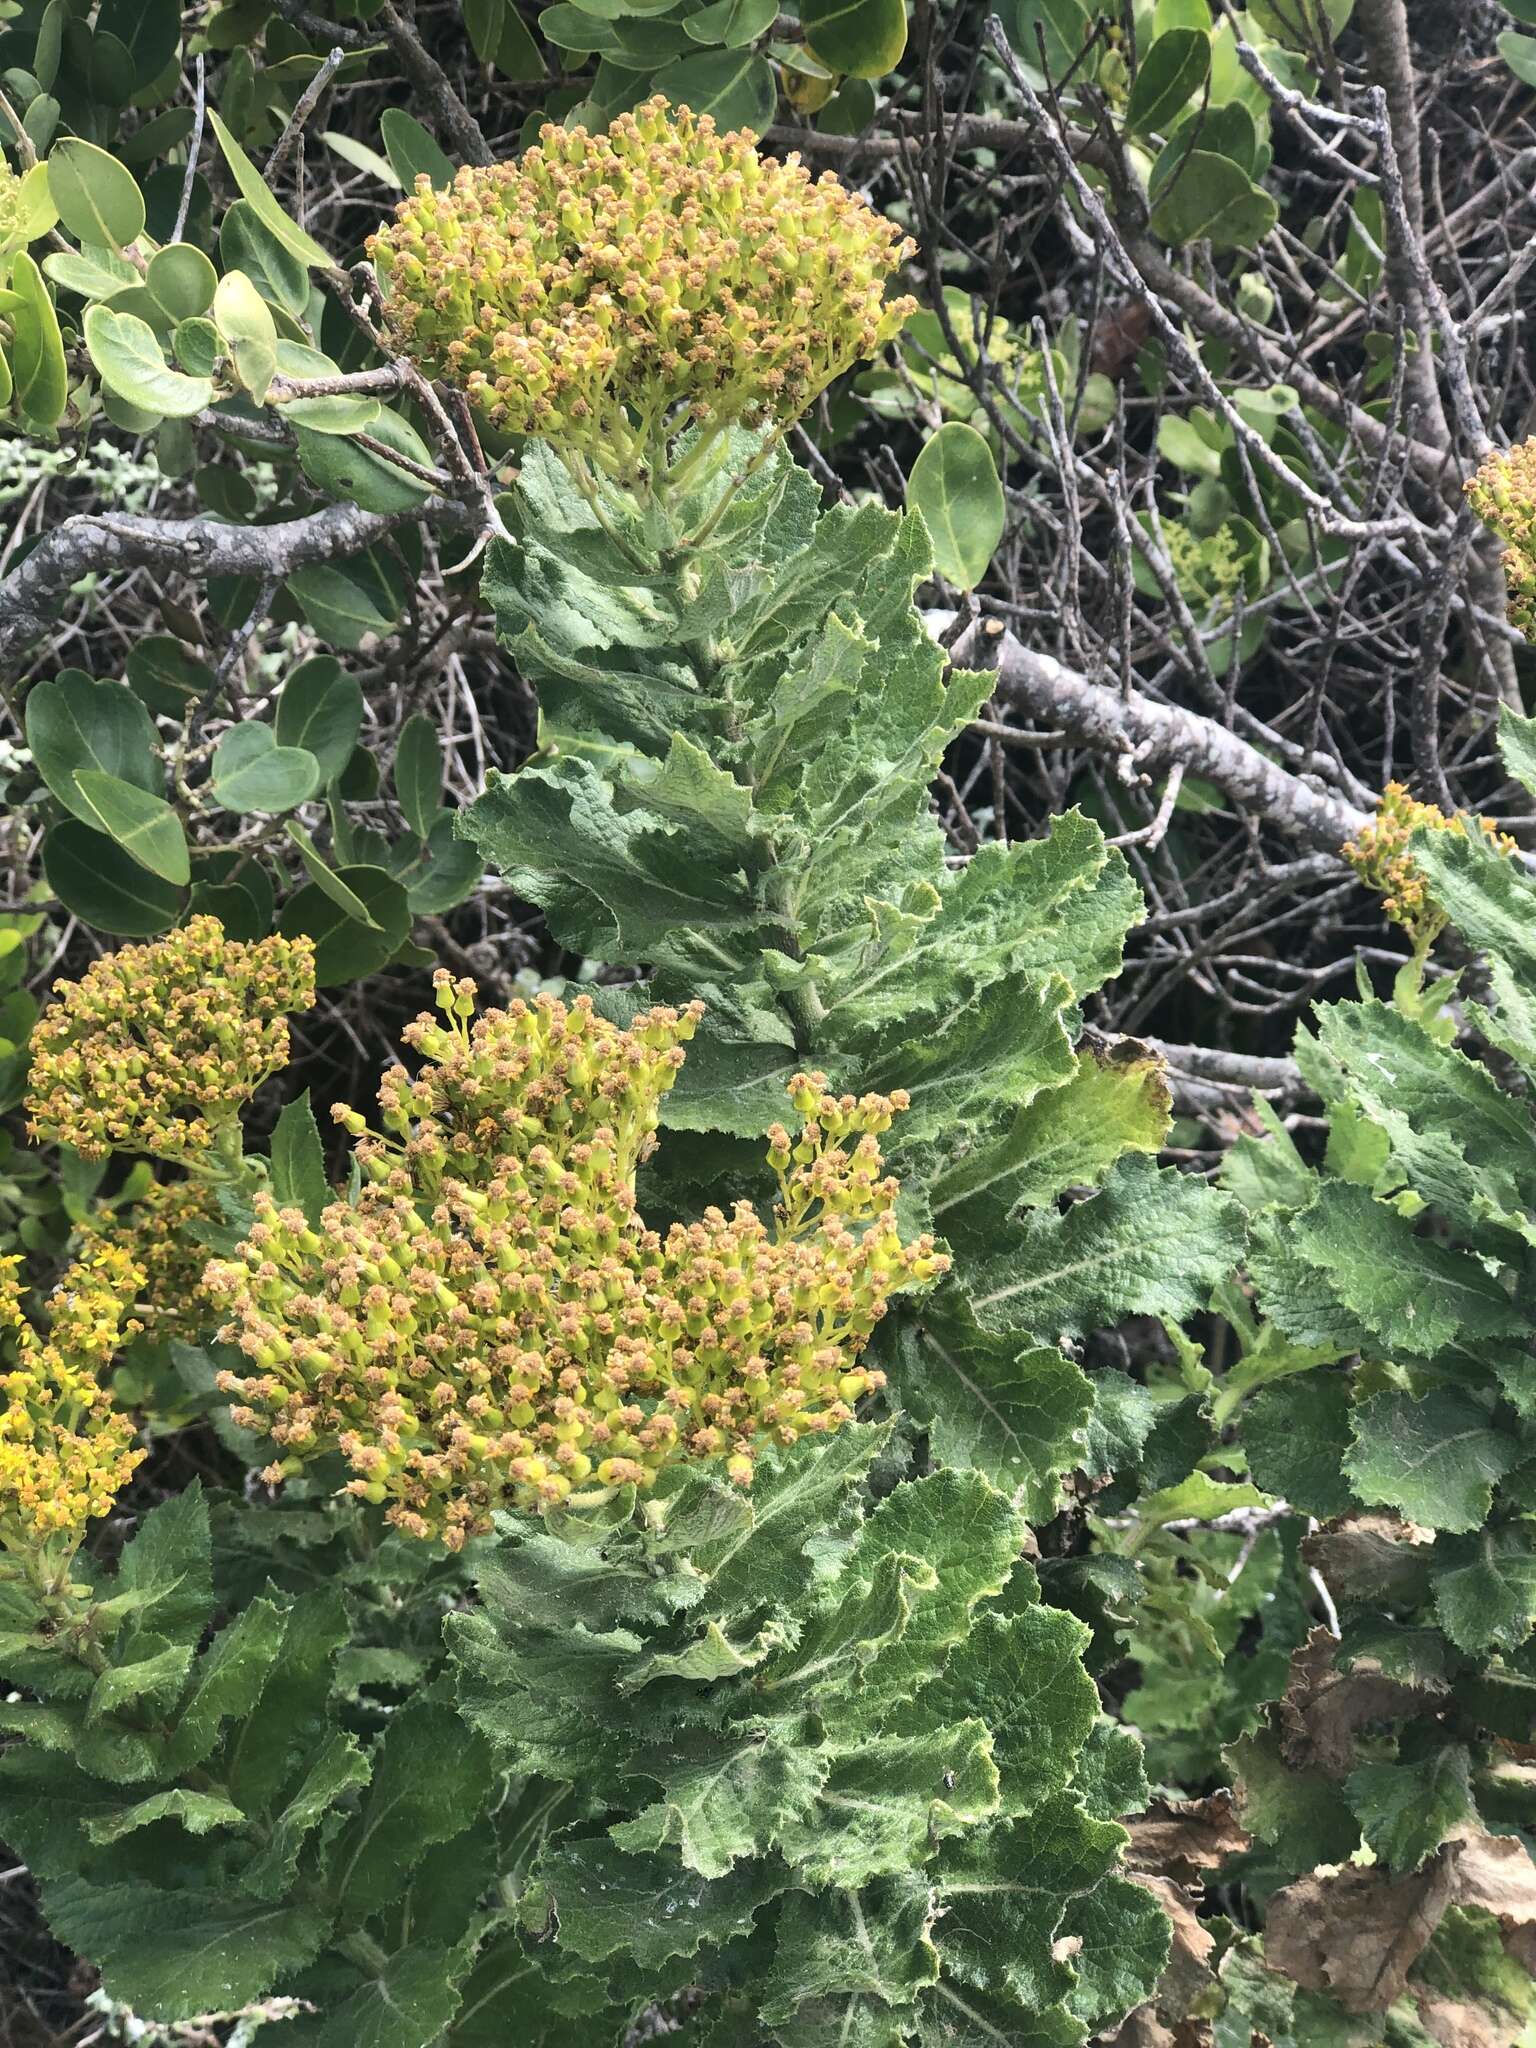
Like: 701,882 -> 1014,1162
1413,824 -> 1536,1001
886,1288 -> 1093,1518
760,1877 -> 940,2037
1298,997 -> 1536,1244
1268,1179 -> 1519,1360
42,1877 -> 326,2021
1433,1524 -> 1536,1653
1345,1746 -> 1475,1870
323,1701 -> 492,1920
1344,1388 -> 1514,1534
968,1156 -> 1244,1340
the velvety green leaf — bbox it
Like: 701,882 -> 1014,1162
164,1597 -> 287,1772
1433,1525 -> 1536,1654
889,1287 -> 1093,1518
289,1941 -> 474,2048
1226,1731 -> 1360,1874
1345,1746 -> 1475,1870
1270,1179 -> 1518,1360
1244,1372 -> 1355,1519
83,1786 -> 245,1845
1345,1388 -> 1514,1535
968,1156 -> 1244,1339
42,1876 -> 324,2019
325,1702 -> 492,1920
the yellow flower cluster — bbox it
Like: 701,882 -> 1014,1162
1468,440 -> 1536,640
207,976 -> 945,1547
88,1175 -> 227,1344
368,97 -> 915,488
26,919 -> 316,1167
0,1244 -> 144,1566
1344,781 -> 1516,945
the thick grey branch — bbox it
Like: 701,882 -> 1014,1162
933,612 -> 1372,857
0,497 -> 479,680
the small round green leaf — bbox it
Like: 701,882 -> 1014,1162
212,269 -> 278,402
801,0 -> 907,76
146,243 -> 217,322
907,423 -> 1006,592
47,138 -> 146,250
211,724 -> 322,814
85,301 -> 215,418
274,657 -> 364,786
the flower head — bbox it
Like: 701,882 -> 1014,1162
1468,440 -> 1536,641
0,1243 -> 145,1565
368,97 -> 915,486
1344,781 -> 1515,946
208,980 -> 945,1547
26,919 -> 316,1166
87,1174 -> 228,1344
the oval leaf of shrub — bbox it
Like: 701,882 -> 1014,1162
908,423 -> 1006,591
801,0 -> 907,75
146,243 -> 217,323
10,252 -> 68,429
211,725 -> 322,814
26,671 -> 161,831
651,49 -> 776,128
271,341 -> 381,433
212,269 -> 278,402
380,109 -> 455,190
683,0 -> 777,47
47,137 -> 145,249
85,301 -> 215,418
294,410 -> 433,515
207,111 -> 334,272
70,770 -> 190,884
394,713 -> 442,843
279,864 -> 411,985
43,820 -> 182,935
274,657 -> 363,786
1125,27 -> 1210,137
1148,149 -> 1279,250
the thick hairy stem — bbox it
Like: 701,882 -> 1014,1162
931,611 -> 1372,856
0,496 -> 480,682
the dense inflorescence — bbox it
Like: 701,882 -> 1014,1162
1468,439 -> 1536,639
89,1175 -> 228,1343
26,918 -> 316,1166
0,1243 -> 144,1569
368,96 -> 915,485
208,976 -> 945,1546
1344,781 -> 1515,944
